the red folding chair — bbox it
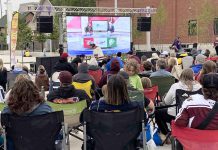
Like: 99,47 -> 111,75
171,121 -> 218,150
144,85 -> 159,105
88,69 -> 102,85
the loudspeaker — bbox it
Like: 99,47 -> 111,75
37,16 -> 53,33
36,56 -> 60,77
137,17 -> 151,31
136,51 -> 160,59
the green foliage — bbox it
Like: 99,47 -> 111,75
0,32 -> 6,44
35,33 -> 47,43
48,15 -> 59,40
153,0 -> 167,26
197,0 -> 216,42
35,33 -> 47,51
17,13 -> 33,49
50,0 -> 96,7
152,0 -> 167,43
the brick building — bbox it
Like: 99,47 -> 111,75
96,0 -> 218,45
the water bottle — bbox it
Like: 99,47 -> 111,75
41,86 -> 45,99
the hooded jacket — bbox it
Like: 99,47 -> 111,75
47,85 -> 90,102
98,58 -> 120,88
73,63 -> 96,92
53,58 -> 77,75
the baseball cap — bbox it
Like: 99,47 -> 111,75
201,73 -> 218,89
58,71 -> 72,84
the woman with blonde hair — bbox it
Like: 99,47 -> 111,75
0,58 -> 7,91
167,58 -> 177,72
155,68 -> 202,136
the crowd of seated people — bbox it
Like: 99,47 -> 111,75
1,47 -> 218,149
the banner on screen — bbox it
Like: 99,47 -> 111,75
67,16 -> 131,56
10,12 -> 19,65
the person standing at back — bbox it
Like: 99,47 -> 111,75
35,65 -> 49,91
214,37 -> 218,55
0,59 -> 7,91
53,53 -> 77,76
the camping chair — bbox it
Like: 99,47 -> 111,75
83,107 -> 147,150
175,89 -> 202,114
138,73 -> 151,78
72,80 -> 93,99
150,76 -> 175,101
144,85 -> 159,105
50,71 -> 61,91
128,89 -> 144,104
1,111 -> 67,150
171,121 -> 218,150
48,100 -> 87,141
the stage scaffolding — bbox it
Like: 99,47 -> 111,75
20,5 -> 157,52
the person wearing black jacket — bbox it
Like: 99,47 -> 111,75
0,58 -> 7,91
53,53 -> 77,75
47,71 -> 90,103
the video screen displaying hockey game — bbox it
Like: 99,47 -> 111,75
67,16 -> 131,55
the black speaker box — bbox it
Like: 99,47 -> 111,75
36,56 -> 60,77
137,17 -> 151,31
136,51 -> 160,59
37,16 -> 53,33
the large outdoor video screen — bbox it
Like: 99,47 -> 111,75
67,16 -> 131,56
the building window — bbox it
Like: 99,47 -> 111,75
188,20 -> 197,36
214,18 -> 218,35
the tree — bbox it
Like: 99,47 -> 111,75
50,0 -> 96,7
35,33 -> 47,52
48,15 -> 59,40
197,0 -> 216,42
17,13 -> 33,50
152,0 -> 167,44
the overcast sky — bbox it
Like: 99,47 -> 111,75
0,0 -> 39,17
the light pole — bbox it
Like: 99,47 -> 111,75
0,0 -> 2,18
145,6 -> 151,51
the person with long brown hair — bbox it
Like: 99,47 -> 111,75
2,78 -> 52,115
90,74 -> 142,112
155,68 -> 201,136
196,60 -> 217,81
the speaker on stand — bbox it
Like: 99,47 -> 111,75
137,17 -> 151,32
37,16 -> 53,33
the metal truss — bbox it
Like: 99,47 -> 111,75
22,5 -> 157,15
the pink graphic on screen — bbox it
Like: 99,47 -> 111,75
67,16 -> 81,29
